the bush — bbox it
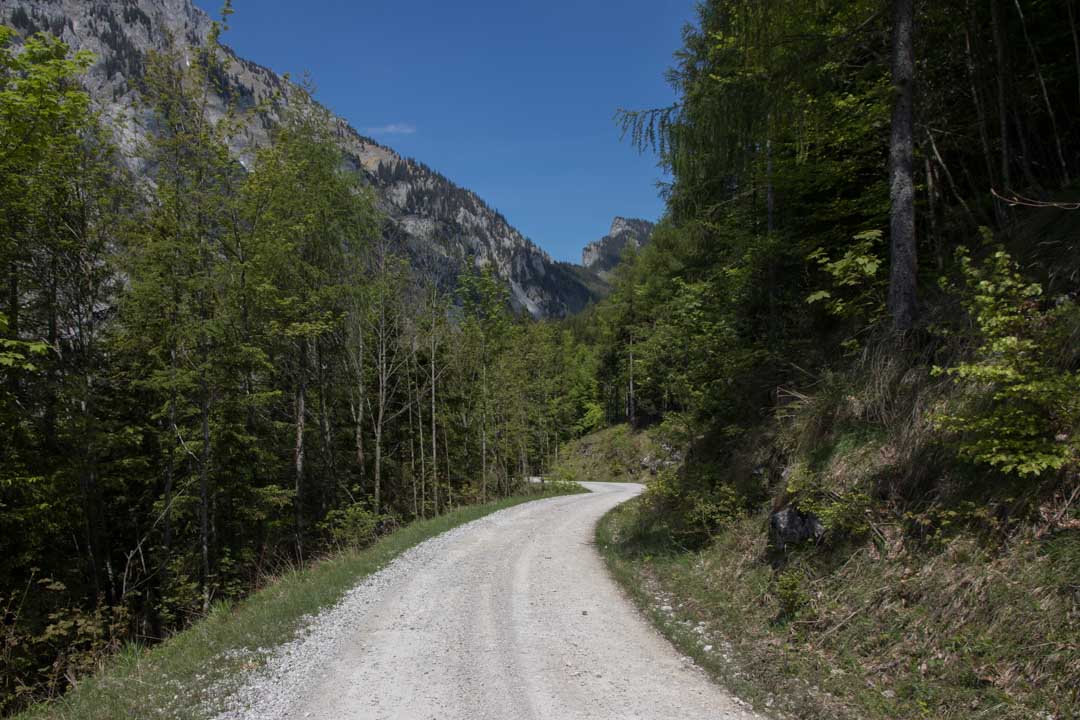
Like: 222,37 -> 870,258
774,568 -> 810,620
317,503 -> 388,549
644,465 -> 745,544
934,245 -> 1080,477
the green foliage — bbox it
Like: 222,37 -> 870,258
774,568 -> 810,620
0,13 -> 605,711
806,230 -> 886,326
784,462 -> 871,538
643,464 -> 745,544
934,245 -> 1080,477
0,314 -> 46,372
318,503 -> 389,549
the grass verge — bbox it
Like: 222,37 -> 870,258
597,496 -> 1079,720
21,484 -> 584,720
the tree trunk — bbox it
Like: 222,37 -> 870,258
887,0 -> 918,333
480,362 -> 488,504
990,0 -> 1012,190
924,153 -> 943,270
373,413 -> 383,515
294,341 -> 307,559
199,376 -> 212,613
352,326 -> 366,486
430,325 -> 437,518
407,361 -> 418,518
1069,0 -> 1080,107
414,349 -> 427,519
43,253 -> 58,452
351,397 -> 364,471
1012,0 -> 1069,186
161,385 -> 176,619
766,136 -> 775,234
963,22 -> 997,185
481,423 -> 488,504
443,424 -> 452,511
316,340 -> 336,511
6,261 -> 18,398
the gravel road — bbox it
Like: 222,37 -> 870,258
214,482 -> 763,720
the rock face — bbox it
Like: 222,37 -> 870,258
768,507 -> 825,553
2,0 -> 601,318
581,217 -> 654,280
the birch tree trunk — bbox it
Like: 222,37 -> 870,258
199,375 -> 212,612
294,340 -> 306,558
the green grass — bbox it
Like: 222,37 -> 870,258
597,496 -> 1080,720
20,484 -> 584,720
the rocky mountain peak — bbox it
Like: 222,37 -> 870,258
582,217 -> 655,279
608,216 -> 651,239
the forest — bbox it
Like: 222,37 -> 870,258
0,22 -> 597,713
3,0 -> 1080,716
581,0 -> 1080,716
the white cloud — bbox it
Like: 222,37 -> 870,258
366,123 -> 417,136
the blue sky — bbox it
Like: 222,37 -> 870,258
193,0 -> 694,263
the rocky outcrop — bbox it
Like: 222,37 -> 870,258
2,0 -> 600,317
768,507 -> 825,553
581,217 -> 654,280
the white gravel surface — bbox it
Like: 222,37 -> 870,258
212,482 -> 763,720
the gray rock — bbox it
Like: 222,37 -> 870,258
581,217 -> 654,279
768,506 -> 825,552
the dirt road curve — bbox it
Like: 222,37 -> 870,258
217,482 -> 762,720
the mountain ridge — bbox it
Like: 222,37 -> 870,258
2,0 -> 614,317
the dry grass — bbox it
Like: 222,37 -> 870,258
597,459 -> 1079,720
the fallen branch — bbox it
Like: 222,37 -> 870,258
991,188 -> 1080,211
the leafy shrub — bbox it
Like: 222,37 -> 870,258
318,503 -> 388,549
774,568 -> 810,620
902,500 -> 1018,547
0,312 -> 47,372
575,400 -> 605,436
645,465 -> 744,543
1,580 -> 129,712
934,245 -> 1080,477
806,229 -> 887,330
784,461 -> 872,538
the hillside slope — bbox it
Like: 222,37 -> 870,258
555,426 -> 1080,720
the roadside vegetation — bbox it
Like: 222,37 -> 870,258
15,484 -> 580,720
588,424 -> 1077,720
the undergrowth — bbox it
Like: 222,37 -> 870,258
587,307 -> 1080,719
600,496 -> 1079,720
16,484 -> 581,720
